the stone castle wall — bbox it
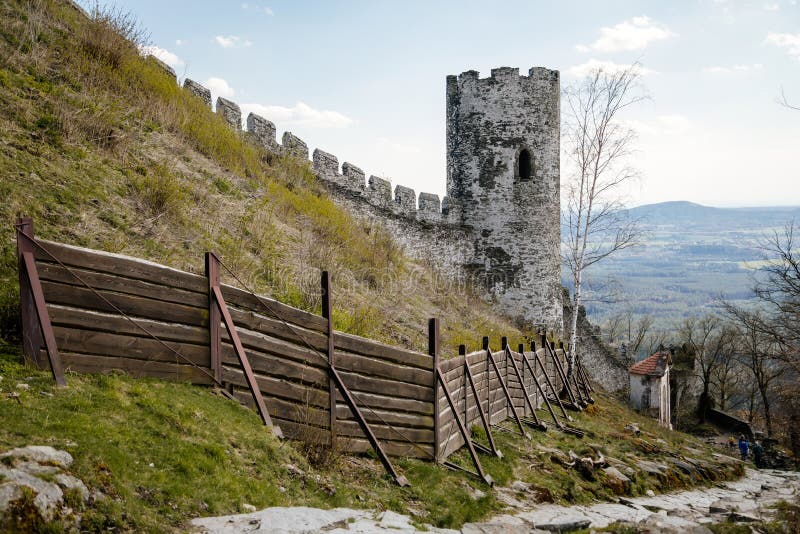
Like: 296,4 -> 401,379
155,62 -> 563,332
447,67 -> 562,329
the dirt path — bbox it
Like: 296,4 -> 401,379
190,468 -> 800,533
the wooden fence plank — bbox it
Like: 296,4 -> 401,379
221,284 -> 328,333
333,390 -> 433,416
222,366 -> 329,409
220,344 -> 328,387
335,405 -> 434,430
47,304 -> 209,345
333,332 -> 431,370
41,281 -> 207,327
58,351 -> 213,384
53,326 -> 210,366
34,240 -> 207,293
37,263 -> 208,308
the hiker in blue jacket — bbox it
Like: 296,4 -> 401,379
738,435 -> 749,461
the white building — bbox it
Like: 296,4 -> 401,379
629,351 -> 672,429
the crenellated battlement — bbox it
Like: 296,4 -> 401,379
175,75 -> 453,225
153,67 -> 563,330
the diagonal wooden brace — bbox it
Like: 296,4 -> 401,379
486,348 -> 530,439
520,347 -> 561,427
521,350 -> 585,438
530,345 -> 571,421
211,284 -> 283,438
437,368 -> 493,485
21,251 -> 66,386
544,335 -> 582,410
463,359 -> 502,458
505,347 -> 546,431
331,361 -> 409,486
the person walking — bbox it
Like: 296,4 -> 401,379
738,435 -> 749,462
752,441 -> 764,468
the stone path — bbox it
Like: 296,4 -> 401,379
190,468 -> 800,533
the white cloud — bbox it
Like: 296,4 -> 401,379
139,45 -> 183,68
703,63 -> 763,74
766,32 -> 800,60
566,59 -> 657,78
205,77 -> 236,100
241,3 -> 273,16
242,101 -> 353,129
576,16 -> 675,53
214,35 -> 253,49
763,2 -> 780,11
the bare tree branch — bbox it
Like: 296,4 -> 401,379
562,63 -> 647,376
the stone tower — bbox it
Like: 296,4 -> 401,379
446,66 -> 562,330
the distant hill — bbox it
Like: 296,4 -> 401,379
563,201 -> 800,330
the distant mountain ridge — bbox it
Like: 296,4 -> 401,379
563,200 -> 800,331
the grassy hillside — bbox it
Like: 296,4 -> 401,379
0,2 -> 748,532
0,349 -> 743,532
0,0 -> 524,356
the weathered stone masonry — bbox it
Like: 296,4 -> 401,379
168,67 -> 563,331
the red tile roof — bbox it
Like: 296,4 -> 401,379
629,351 -> 671,377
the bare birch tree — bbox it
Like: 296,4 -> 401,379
563,65 -> 645,377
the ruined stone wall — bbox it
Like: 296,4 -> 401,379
564,303 -> 629,393
446,67 -> 563,330
152,66 -> 564,333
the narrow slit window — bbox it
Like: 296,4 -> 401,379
519,149 -> 532,181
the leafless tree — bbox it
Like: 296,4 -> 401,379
723,306 -> 783,436
778,87 -> 800,112
562,64 -> 646,377
677,315 -> 736,422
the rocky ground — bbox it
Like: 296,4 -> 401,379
0,445 -> 93,530
190,468 -> 800,533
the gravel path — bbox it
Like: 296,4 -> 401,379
190,468 -> 800,533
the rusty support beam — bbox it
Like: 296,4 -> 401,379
205,252 -> 222,384
322,271 -> 337,447
486,343 -> 530,439
483,336 -> 490,426
211,281 -> 282,438
21,251 -> 66,386
437,364 -> 493,485
544,333 -> 580,409
463,348 -> 502,459
531,342 -> 571,421
505,346 -> 546,431
16,217 -> 44,369
431,318 -> 441,464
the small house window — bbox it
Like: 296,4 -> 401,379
518,149 -> 532,181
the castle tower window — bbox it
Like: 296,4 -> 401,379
518,149 -> 533,181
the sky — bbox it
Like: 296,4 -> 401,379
80,0 -> 800,208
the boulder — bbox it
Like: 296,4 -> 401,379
0,446 -> 73,468
603,466 -> 632,495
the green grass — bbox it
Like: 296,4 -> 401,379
0,350 -> 744,532
0,3 -> 749,531
0,0 -> 528,355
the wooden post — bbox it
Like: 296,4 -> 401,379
430,318 -> 441,463
16,217 -> 43,368
460,344 -> 467,429
322,271 -> 336,447
482,336 -> 490,426
205,252 -> 222,384
518,343 -> 527,414
501,336 -> 508,417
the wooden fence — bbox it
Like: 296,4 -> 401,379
437,344 -> 566,459
15,218 -> 581,483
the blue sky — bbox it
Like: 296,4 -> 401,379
83,1 -> 799,207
